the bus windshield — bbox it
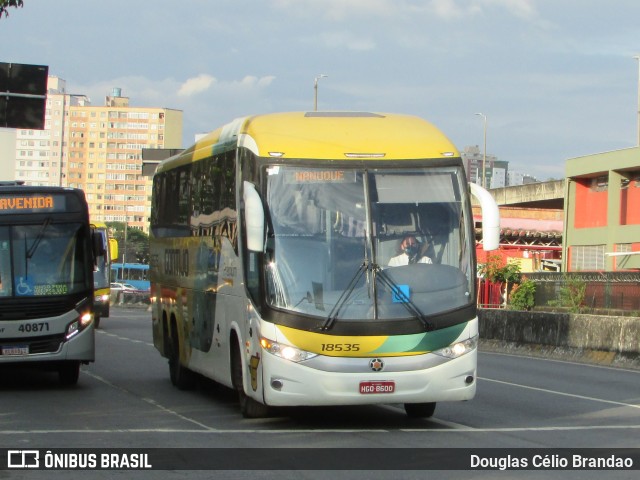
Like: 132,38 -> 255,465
0,222 -> 91,298
264,165 -> 474,323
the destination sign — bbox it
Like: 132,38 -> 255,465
285,170 -> 356,184
0,195 -> 65,213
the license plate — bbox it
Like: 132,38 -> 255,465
359,380 -> 395,394
1,345 -> 29,356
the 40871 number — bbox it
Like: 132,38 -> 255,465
18,322 -> 50,333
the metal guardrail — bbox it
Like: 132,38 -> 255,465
111,291 -> 150,305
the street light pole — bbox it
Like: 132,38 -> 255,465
314,74 -> 328,111
475,112 -> 487,188
634,56 -> 640,146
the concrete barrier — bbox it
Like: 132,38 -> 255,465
478,309 -> 640,367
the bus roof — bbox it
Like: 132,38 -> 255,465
157,112 -> 459,172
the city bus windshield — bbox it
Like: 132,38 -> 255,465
0,223 -> 91,297
263,165 -> 474,324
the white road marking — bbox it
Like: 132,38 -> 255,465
96,329 -> 154,347
83,370 -> 215,431
480,377 -> 640,410
480,350 -> 640,374
1,425 -> 640,435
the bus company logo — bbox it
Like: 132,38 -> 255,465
7,450 -> 40,469
369,358 -> 384,372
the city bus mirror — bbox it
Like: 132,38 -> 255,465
109,238 -> 119,260
469,182 -> 500,251
243,181 -> 265,252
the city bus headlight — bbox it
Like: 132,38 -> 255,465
260,337 -> 317,363
95,293 -> 109,303
433,335 -> 478,359
66,312 -> 93,340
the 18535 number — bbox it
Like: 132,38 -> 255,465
320,343 -> 360,352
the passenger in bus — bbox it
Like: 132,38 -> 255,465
388,235 -> 432,266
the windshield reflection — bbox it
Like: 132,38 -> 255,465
264,166 -> 473,323
0,223 -> 90,297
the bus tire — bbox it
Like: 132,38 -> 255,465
168,323 -> 196,390
404,402 -> 436,418
94,315 -> 101,329
231,342 -> 270,418
59,361 -> 80,386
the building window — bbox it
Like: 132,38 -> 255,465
590,176 -> 608,192
570,245 -> 605,271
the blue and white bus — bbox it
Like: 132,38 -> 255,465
111,263 -> 150,291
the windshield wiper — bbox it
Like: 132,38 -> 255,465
374,266 -> 435,331
26,217 -> 52,259
320,261 -> 435,332
320,260 -> 369,331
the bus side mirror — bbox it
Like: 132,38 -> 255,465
243,181 -> 265,252
469,182 -> 500,251
109,238 -> 119,261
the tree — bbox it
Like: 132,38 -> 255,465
478,254 -> 522,307
0,0 -> 24,18
107,222 -> 150,265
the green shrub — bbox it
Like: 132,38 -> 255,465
509,279 -> 536,311
548,275 -> 587,313
479,254 -> 522,284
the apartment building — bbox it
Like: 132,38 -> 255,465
461,145 -> 499,187
13,77 -> 183,232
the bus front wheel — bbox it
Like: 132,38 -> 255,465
58,361 -> 80,386
231,343 -> 269,418
404,402 -> 436,418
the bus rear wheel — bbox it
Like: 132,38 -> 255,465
404,402 -> 436,418
168,325 -> 196,390
231,343 -> 270,418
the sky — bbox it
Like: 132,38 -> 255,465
2,0 -> 640,180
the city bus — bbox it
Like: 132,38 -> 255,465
91,221 -> 118,328
149,112 -> 499,418
0,183 -> 101,385
111,263 -> 150,291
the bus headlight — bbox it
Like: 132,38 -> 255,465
260,337 -> 317,363
66,312 -> 94,340
95,293 -> 109,303
433,335 -> 478,359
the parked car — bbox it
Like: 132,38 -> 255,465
110,282 -> 140,293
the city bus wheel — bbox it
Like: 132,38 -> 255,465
58,361 -> 80,386
231,344 -> 270,418
94,316 -> 101,329
168,327 -> 196,390
404,402 -> 436,418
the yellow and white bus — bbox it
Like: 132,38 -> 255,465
150,112 -> 499,418
90,221 -> 118,328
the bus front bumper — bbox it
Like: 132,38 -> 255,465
260,349 -> 477,407
0,316 -> 95,364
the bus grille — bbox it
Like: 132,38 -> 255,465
0,298 -> 79,321
0,335 -> 65,355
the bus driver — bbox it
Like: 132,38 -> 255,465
388,235 -> 432,266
